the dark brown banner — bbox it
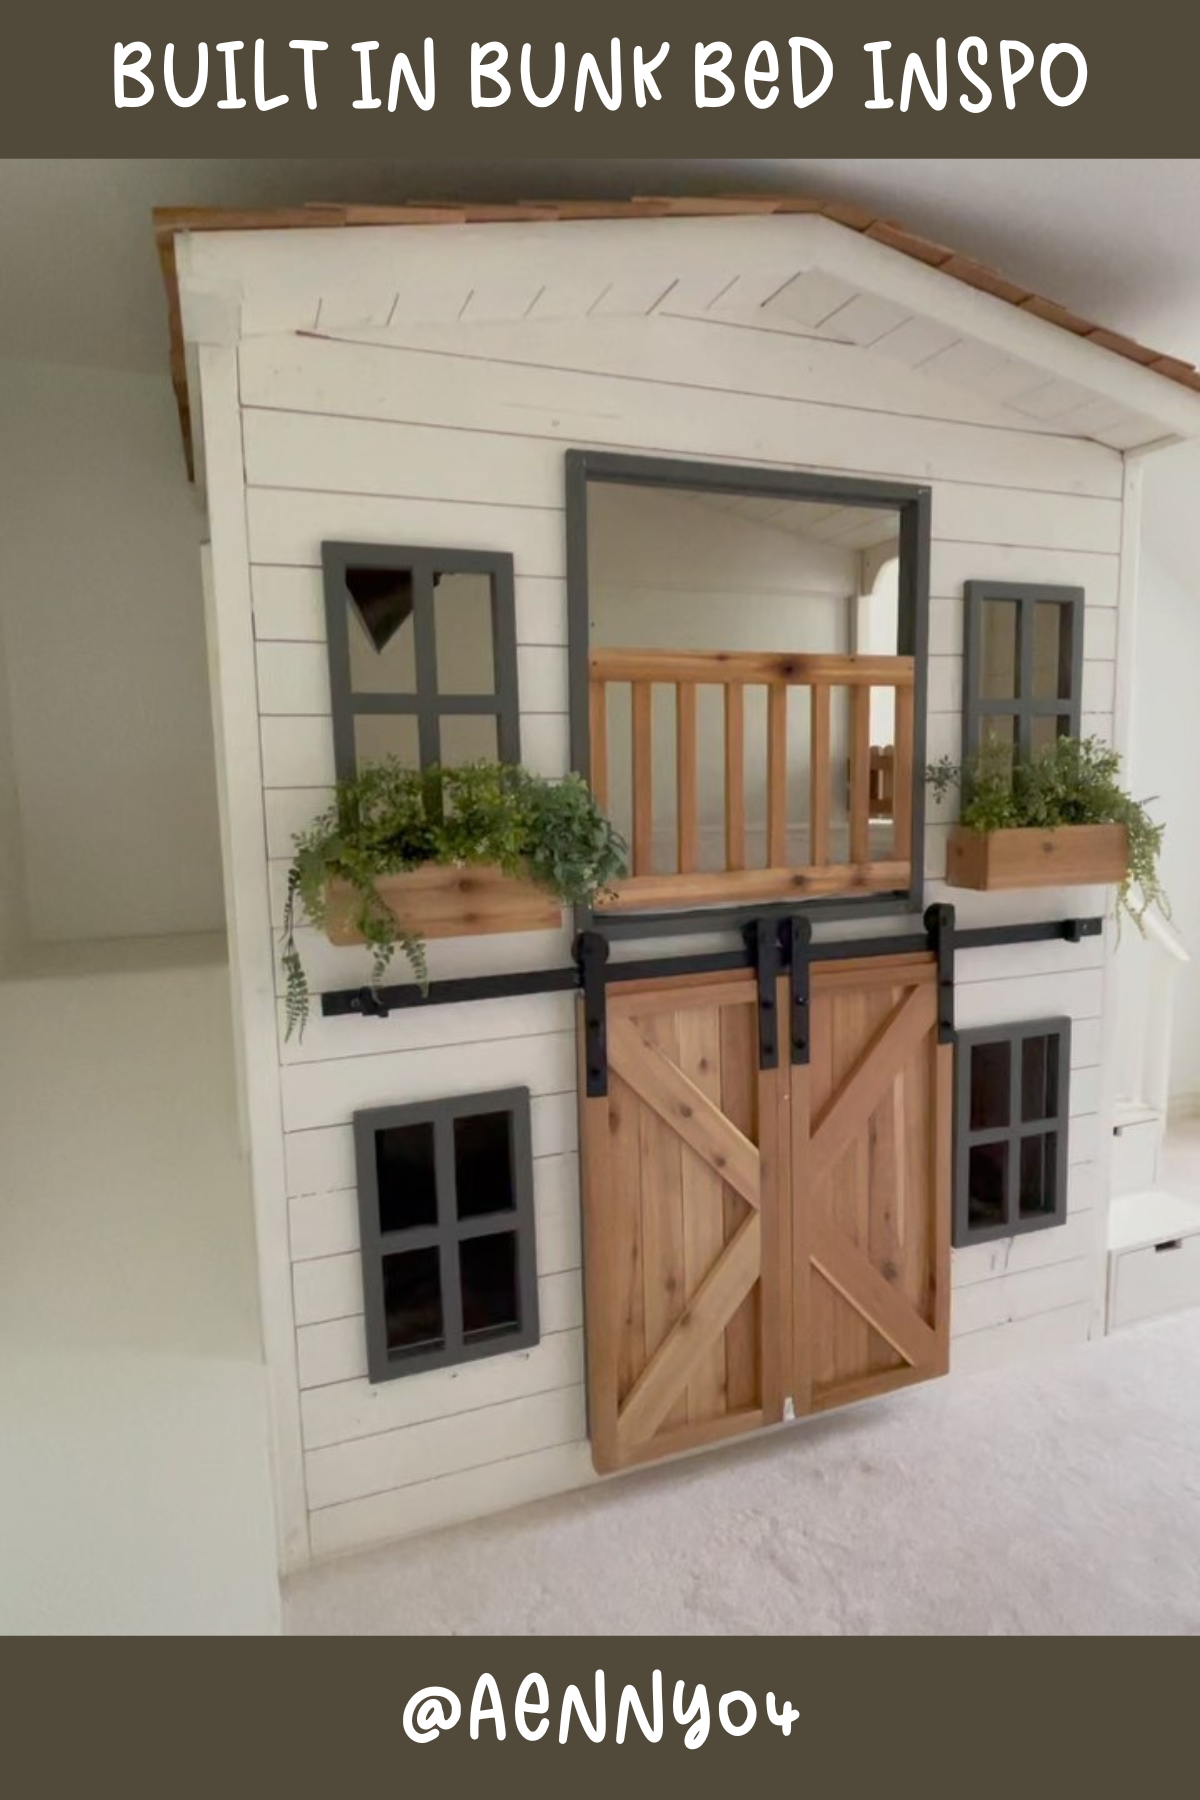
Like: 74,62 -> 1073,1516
2,0 -> 1196,155
4,1638 -> 1190,1782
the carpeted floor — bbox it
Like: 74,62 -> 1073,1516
285,1308 -> 1200,1635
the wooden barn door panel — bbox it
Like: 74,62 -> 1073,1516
794,955 -> 951,1415
581,974 -> 788,1473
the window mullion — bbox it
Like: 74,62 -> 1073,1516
1017,596 -> 1035,760
1006,1037 -> 1021,1230
434,1115 -> 465,1353
412,559 -> 442,766
491,557 -> 522,764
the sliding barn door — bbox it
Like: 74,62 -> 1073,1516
580,972 -> 788,1473
792,953 -> 951,1415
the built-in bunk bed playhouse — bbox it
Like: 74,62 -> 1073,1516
158,195 -> 1200,1571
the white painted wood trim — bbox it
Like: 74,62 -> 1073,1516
180,215 -> 1200,444
1112,459 -> 1144,764
805,217 -> 1200,443
1091,458 -> 1146,1337
198,342 -> 310,1572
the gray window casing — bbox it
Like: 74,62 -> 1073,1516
953,1019 -> 1071,1248
321,541 -> 521,780
961,580 -> 1085,762
353,1088 -> 540,1384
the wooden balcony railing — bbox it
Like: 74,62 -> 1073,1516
588,647 -> 915,912
869,745 -> 897,820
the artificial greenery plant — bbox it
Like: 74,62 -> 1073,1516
926,734 -> 1167,926
282,758 -> 626,1036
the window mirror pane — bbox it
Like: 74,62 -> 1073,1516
1029,714 -> 1067,755
460,1232 -> 520,1338
1020,1132 -> 1058,1220
434,573 -> 496,694
1022,1034 -> 1060,1123
439,713 -> 498,763
967,1142 -> 1008,1229
382,1246 -> 443,1352
970,1040 -> 1011,1131
980,713 -> 1017,755
1031,602 -> 1070,701
980,600 -> 1018,699
454,1112 -> 515,1219
375,1121 -> 438,1232
346,566 -> 418,691
353,712 -> 420,767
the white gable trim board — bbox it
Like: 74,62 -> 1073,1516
184,212 -> 1183,1568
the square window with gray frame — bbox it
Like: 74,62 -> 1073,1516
353,1088 -> 540,1383
954,1020 -> 1071,1246
962,581 -> 1084,761
322,542 -> 521,780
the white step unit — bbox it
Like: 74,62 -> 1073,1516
1106,1191 -> 1200,1331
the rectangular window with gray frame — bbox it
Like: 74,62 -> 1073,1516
954,1020 -> 1071,1246
962,581 -> 1084,761
322,542 -> 521,780
354,1088 -> 539,1383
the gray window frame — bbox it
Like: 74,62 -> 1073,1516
353,1087 -> 540,1384
962,580 -> 1085,761
322,541 -> 521,781
953,1019 -> 1071,1247
565,448 -> 932,936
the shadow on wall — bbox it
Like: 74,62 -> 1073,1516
1132,441 -> 1200,1108
0,357 -> 225,959
0,607 -> 26,974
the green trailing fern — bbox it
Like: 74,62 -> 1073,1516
282,759 -> 626,1036
926,734 -> 1168,928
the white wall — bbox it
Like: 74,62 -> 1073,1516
0,616 -> 28,971
0,359 -> 224,944
0,948 -> 279,1633
1129,442 -> 1200,1106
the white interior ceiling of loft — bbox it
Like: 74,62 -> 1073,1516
678,493 -> 901,553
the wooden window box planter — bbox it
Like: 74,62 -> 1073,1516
946,823 -> 1129,891
324,864 -> 562,945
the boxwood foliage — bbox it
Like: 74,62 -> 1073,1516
282,760 -> 626,1036
927,734 -> 1167,927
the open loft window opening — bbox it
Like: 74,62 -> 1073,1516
566,451 -> 931,929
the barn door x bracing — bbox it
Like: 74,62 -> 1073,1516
580,953 -> 951,1473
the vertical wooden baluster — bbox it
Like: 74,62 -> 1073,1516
892,681 -> 915,869
588,678 -> 609,810
724,683 -> 745,871
632,680 -> 653,875
810,682 -> 830,868
676,681 -> 698,874
850,684 -> 872,867
767,682 -> 788,868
